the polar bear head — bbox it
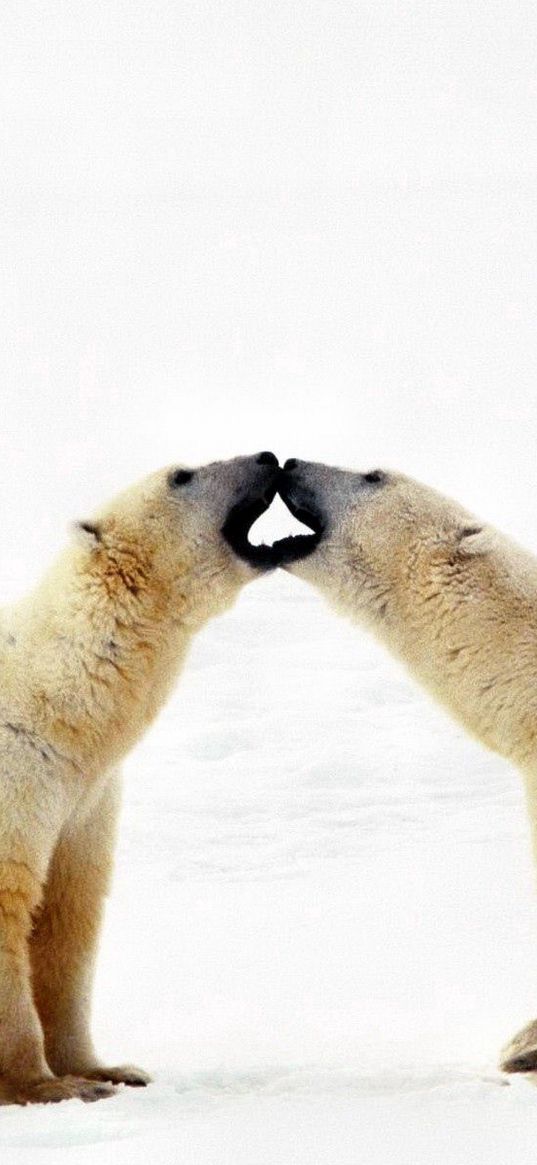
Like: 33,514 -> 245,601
73,452 -> 281,629
274,458 -> 488,628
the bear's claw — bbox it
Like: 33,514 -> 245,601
83,1064 -> 152,1087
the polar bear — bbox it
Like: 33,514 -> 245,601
0,451 -> 280,1105
273,457 -> 537,1075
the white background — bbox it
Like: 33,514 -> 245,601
2,1 -> 537,1161
2,0 -> 537,571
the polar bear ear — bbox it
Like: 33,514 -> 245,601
456,525 -> 489,557
72,520 -> 103,549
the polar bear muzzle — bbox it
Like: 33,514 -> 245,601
221,452 -> 281,569
271,458 -> 327,565
274,458 -> 393,567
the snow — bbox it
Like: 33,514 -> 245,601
4,574 -> 537,1162
3,0 -> 537,1157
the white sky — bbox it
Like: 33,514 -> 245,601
1,0 -> 537,581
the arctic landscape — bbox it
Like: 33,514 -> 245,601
2,555 -> 537,1164
3,0 -> 537,1159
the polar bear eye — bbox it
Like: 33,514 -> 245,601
362,470 -> 385,485
169,468 -> 194,489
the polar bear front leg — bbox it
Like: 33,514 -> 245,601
0,856 -> 115,1104
0,858 -> 52,1087
30,771 -> 150,1088
499,771 -> 537,1074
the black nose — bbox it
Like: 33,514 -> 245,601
283,458 -> 298,472
256,451 -> 279,466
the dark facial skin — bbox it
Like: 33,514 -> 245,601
271,458 -> 326,564
221,451 -> 281,569
222,454 -> 325,569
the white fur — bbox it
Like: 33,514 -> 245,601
283,461 -> 537,1073
0,455 -> 267,1104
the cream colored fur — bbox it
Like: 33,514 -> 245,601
282,462 -> 537,1073
0,456 -> 266,1104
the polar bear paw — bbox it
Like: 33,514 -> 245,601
10,1075 -> 117,1105
82,1063 -> 152,1087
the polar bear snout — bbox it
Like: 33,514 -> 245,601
228,452 -> 280,510
278,461 -> 323,528
274,458 -> 390,571
221,454 -> 281,570
256,450 -> 279,467
266,459 -> 326,566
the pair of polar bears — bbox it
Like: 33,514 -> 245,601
0,450 -> 536,1105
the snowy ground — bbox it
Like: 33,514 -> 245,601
3,0 -> 537,1158
4,570 -> 537,1163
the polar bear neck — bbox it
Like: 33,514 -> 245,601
356,530 -> 537,770
2,542 -> 196,779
